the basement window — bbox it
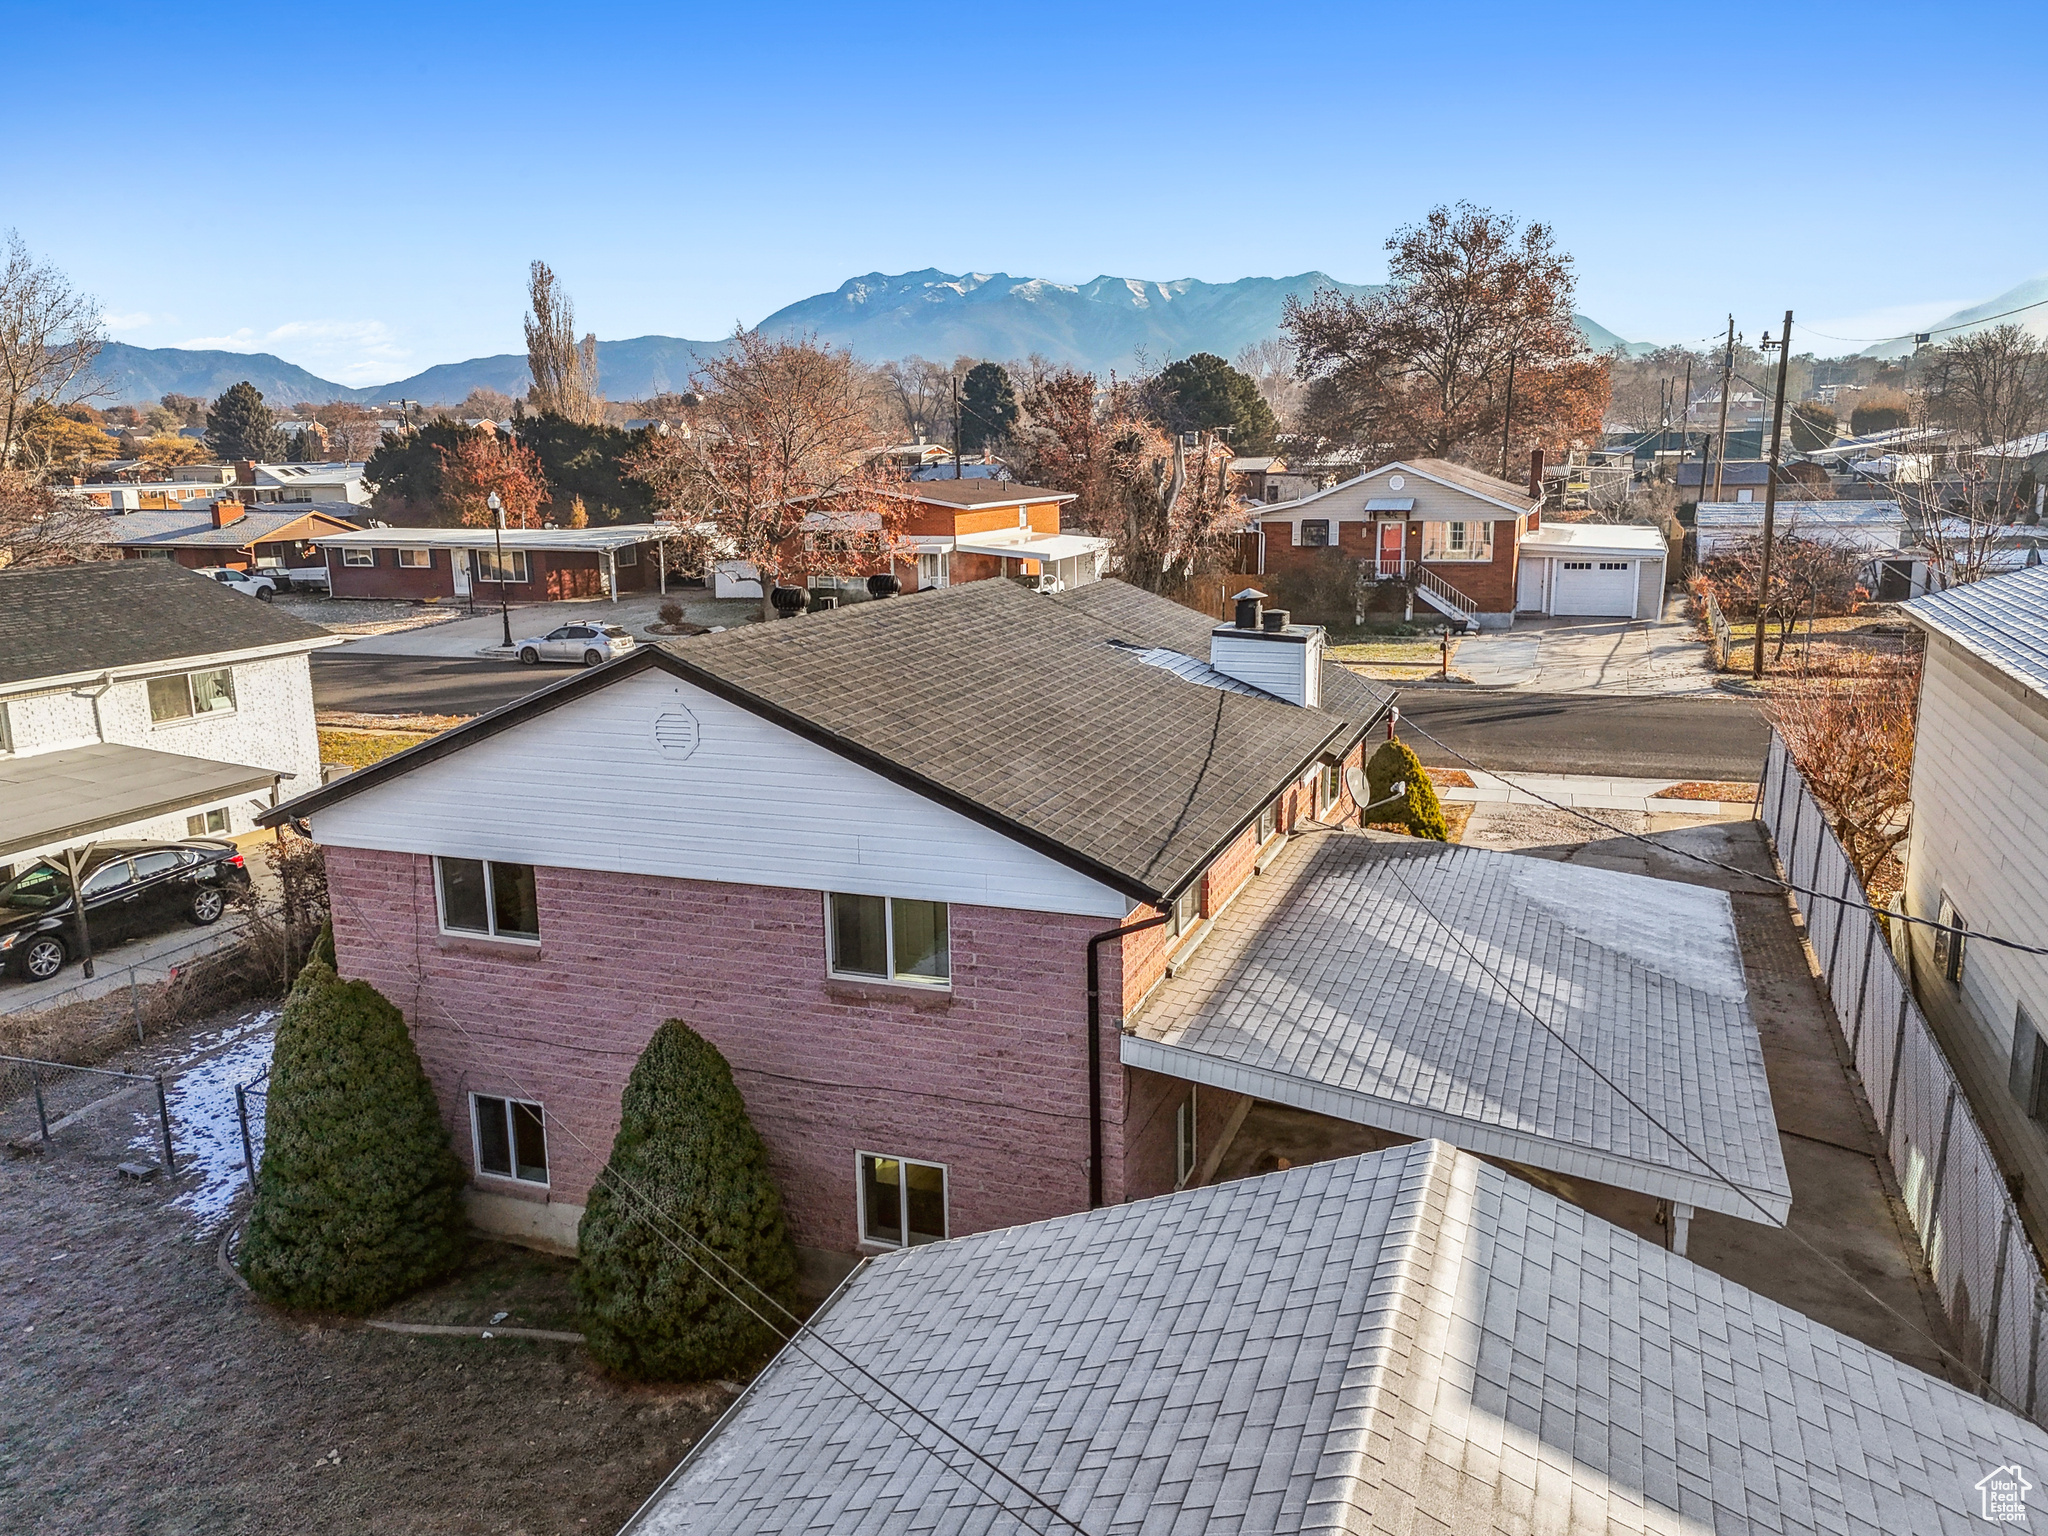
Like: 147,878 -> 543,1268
472,1094 -> 549,1184
858,1152 -> 947,1247
436,857 -> 540,943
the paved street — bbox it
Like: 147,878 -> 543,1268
1396,689 -> 1770,779
311,654 -> 549,716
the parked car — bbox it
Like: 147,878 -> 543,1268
515,622 -> 637,667
195,567 -> 276,602
0,840 -> 252,982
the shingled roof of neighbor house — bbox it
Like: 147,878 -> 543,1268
625,1141 -> 2044,1536
1906,564 -> 2048,700
0,561 -> 336,689
266,580 -> 1394,904
1125,830 -> 1791,1223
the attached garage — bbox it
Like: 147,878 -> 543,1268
1514,522 -> 1668,620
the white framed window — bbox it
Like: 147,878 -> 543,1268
916,551 -> 950,589
1421,520 -> 1494,562
435,856 -> 540,943
185,807 -> 229,836
1168,883 -> 1202,938
342,547 -> 375,567
147,667 -> 236,725
1256,800 -> 1278,844
397,547 -> 431,568
1935,892 -> 1967,982
471,1093 -> 549,1184
614,544 -> 637,566
826,893 -> 949,985
476,548 -> 530,584
857,1151 -> 946,1247
1298,519 -> 1331,548
1318,761 -> 1341,814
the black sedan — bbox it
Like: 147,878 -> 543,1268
0,839 -> 252,982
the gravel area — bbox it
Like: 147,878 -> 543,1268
0,1003 -> 726,1534
272,596 -> 467,637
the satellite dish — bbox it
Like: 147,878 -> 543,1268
1346,765 -> 1372,807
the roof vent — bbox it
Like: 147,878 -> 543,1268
1262,609 -> 1290,633
1232,587 -> 1267,631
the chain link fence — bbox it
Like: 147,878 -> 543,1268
1761,731 -> 2047,1423
1,1053 -> 176,1170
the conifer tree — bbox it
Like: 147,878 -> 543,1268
1365,737 -> 1448,840
204,380 -> 288,461
575,1020 -> 798,1380
240,964 -> 468,1311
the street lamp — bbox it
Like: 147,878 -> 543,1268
487,491 -> 513,649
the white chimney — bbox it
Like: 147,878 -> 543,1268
1210,591 -> 1324,708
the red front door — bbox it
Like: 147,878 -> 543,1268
1377,522 -> 1405,578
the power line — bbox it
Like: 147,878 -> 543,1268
1794,292 -> 2048,348
315,883 -> 1097,1536
1395,717 -> 2048,960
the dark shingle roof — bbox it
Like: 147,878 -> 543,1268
669,580 -> 1386,900
881,480 -> 1072,508
103,507 -> 355,548
628,1141 -> 2047,1536
0,561 -> 333,687
1402,456 -> 1542,508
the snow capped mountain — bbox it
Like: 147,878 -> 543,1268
1860,274 -> 2048,358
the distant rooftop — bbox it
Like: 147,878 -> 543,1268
627,1140 -> 2045,1535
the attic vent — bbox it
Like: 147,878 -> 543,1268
652,706 -> 701,760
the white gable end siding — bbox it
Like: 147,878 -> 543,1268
1905,635 -> 2048,1069
305,670 -> 1129,918
1264,468 -> 1523,541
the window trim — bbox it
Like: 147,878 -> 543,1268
855,1149 -> 948,1249
341,547 -> 376,567
1256,800 -> 1278,845
397,547 -> 432,568
1298,518 -> 1331,548
185,806 -> 230,836
147,666 -> 237,727
614,543 -> 637,566
1935,892 -> 1967,982
1421,518 -> 1496,563
823,892 -> 951,988
433,856 -> 541,945
470,1092 -> 550,1186
476,548 -> 531,584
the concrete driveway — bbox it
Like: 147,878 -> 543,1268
334,591 -> 759,658
1454,596 -> 1715,694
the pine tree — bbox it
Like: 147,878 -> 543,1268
575,1019 -> 798,1380
240,964 -> 469,1312
205,381 -> 288,462
1365,737 -> 1449,840
958,362 -> 1018,454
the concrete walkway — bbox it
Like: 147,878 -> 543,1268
1453,598 -> 1717,695
1434,768 -> 1757,819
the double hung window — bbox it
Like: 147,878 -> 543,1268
472,1094 -> 549,1183
148,667 -> 236,724
436,857 -> 540,942
1421,520 -> 1494,561
398,548 -> 431,568
827,894 -> 949,985
858,1152 -> 946,1247
342,548 -> 375,567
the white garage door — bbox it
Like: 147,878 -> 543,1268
1552,559 -> 1638,617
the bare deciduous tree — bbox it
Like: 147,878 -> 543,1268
311,402 -> 384,460
0,470 -> 113,567
1918,324 -> 2047,452
627,330 -> 898,621
523,261 -> 603,425
879,355 -> 954,444
0,232 -> 106,469
1769,656 -> 1920,902
1233,338 -> 1304,429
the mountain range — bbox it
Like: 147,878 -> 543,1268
86,267 -> 1648,407
1858,273 -> 2048,359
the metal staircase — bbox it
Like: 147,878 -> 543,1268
1410,565 -> 1479,628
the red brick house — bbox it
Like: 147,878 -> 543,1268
264,579 -> 1394,1284
311,525 -> 683,604
106,501 -> 361,573
1256,459 -> 1543,628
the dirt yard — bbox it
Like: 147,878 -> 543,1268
0,1004 -> 728,1535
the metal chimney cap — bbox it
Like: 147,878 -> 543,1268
1229,587 -> 1268,601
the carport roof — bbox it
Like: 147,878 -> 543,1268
1519,521 -> 1668,558
1124,830 -> 1791,1223
0,743 -> 283,859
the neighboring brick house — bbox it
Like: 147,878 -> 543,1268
1255,459 -> 1543,628
0,562 -> 340,875
264,579 -> 1394,1283
104,500 -> 361,574
310,525 -> 683,604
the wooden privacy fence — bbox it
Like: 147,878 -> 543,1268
1761,732 -> 2048,1423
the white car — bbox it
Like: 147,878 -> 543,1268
515,621 -> 637,667
195,567 -> 276,601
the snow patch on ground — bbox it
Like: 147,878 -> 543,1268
131,1013 -> 276,1236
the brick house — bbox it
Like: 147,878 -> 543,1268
264,579 -> 1394,1283
310,525 -> 683,604
106,501 -> 361,573
1256,458 -> 1543,628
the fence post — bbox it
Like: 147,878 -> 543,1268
1825,858 -> 1855,983
33,1076 -> 49,1142
130,969 -> 144,1045
237,1082 -> 255,1184
2027,1290 -> 2043,1419
1851,919 -> 1877,1056
1772,736 -> 1793,837
1926,1086 -> 1959,1231
1884,992 -> 1911,1139
154,1076 -> 175,1172
1984,1211 -> 2017,1398
1785,784 -> 1806,899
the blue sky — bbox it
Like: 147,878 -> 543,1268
5,0 -> 2041,385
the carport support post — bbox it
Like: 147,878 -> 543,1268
62,844 -> 96,980
606,548 -> 617,602
1670,1202 -> 1693,1257
155,1076 -> 175,1172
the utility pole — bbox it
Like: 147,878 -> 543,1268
1751,309 -> 1794,680
1680,357 -> 1693,479
952,374 -> 962,479
1709,316 -> 1735,505
1498,351 -> 1517,479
